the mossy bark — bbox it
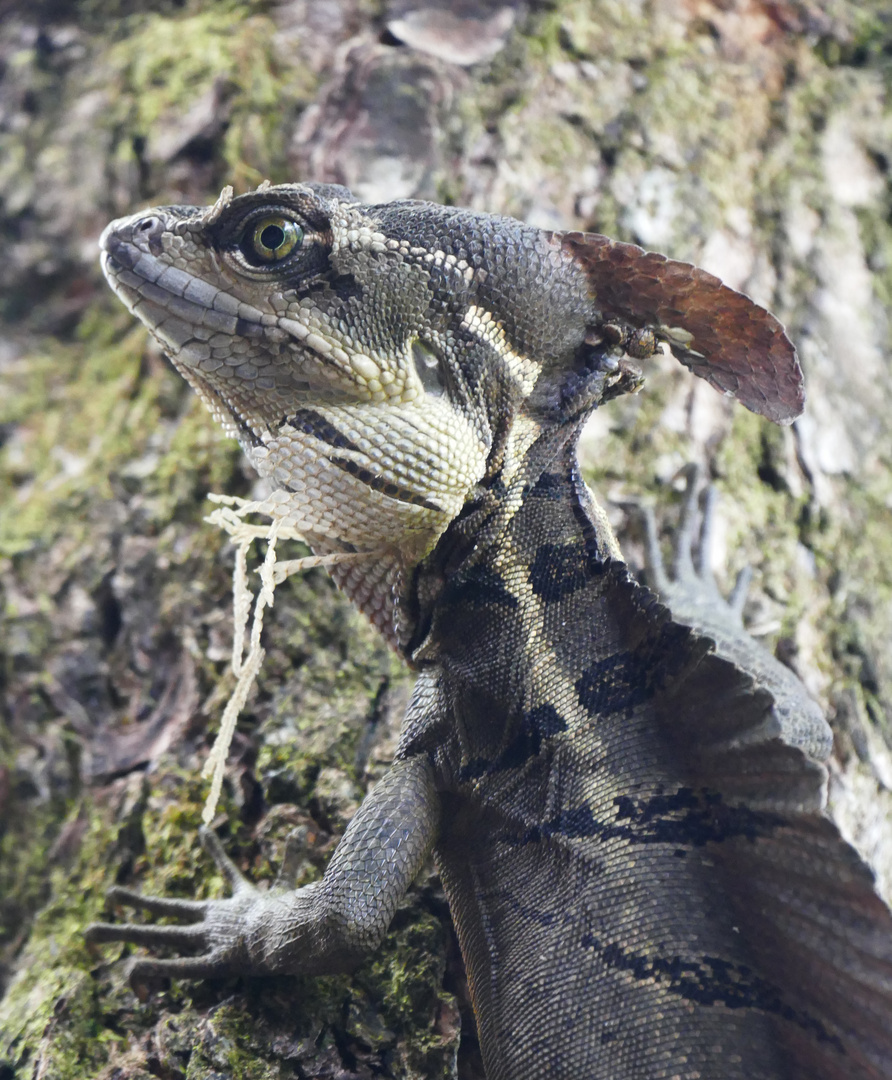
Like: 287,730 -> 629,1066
1,2 -> 891,1077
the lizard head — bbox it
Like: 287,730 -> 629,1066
99,183 -> 628,572
100,183 -> 498,570
100,181 -> 802,637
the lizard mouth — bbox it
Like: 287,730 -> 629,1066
99,224 -> 267,351
99,221 -> 281,450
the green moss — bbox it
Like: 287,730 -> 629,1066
811,478 -> 892,739
814,3 -> 892,72
0,792 -> 64,961
364,909 -> 450,1027
0,779 -> 268,1077
258,740 -> 323,807
0,297 -> 240,563
181,1002 -> 283,1080
103,7 -> 316,188
0,806 -> 132,1077
530,0 -> 650,66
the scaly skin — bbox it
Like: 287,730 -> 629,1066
87,184 -> 892,1079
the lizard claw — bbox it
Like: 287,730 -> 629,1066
642,464 -> 832,762
727,563 -> 754,618
85,902 -> 236,994
679,471 -> 752,617
198,825 -> 257,896
85,917 -> 208,948
102,885 -> 209,921
669,462 -> 705,586
123,950 -> 235,996
641,502 -> 672,596
642,463 -> 741,624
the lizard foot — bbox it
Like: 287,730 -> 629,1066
85,758 -> 438,991
641,463 -> 831,761
85,826 -> 265,993
642,462 -> 751,626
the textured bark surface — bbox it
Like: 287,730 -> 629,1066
1,2 -> 891,1077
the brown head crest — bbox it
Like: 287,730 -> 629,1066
553,231 -> 805,425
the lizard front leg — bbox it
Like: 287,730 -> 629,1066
86,754 -> 439,987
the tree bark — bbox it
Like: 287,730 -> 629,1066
1,2 -> 891,1077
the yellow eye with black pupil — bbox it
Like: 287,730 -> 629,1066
248,216 -> 303,262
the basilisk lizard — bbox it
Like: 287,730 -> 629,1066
87,183 -> 892,1079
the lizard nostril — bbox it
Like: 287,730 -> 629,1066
130,214 -> 166,255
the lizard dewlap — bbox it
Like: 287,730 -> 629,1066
88,183 -> 892,1080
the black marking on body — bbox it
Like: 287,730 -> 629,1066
575,618 -> 695,718
569,456 -> 611,566
526,702 -> 568,738
610,789 -> 784,846
578,937 -> 844,1052
235,316 -> 264,338
282,408 -> 441,510
237,423 -> 265,450
284,408 -> 363,452
458,703 -> 569,782
439,565 -> 519,611
201,380 -> 264,449
518,787 -> 783,848
527,472 -> 565,500
529,542 -> 589,602
330,457 -> 443,510
302,272 -> 363,303
575,651 -> 658,716
522,805 -> 599,842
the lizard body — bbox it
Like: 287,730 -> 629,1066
87,184 -> 892,1079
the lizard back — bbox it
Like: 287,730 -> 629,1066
400,411 -> 892,1079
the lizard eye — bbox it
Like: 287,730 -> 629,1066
242,216 -> 304,264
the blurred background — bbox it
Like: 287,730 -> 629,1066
2,2 -> 891,1076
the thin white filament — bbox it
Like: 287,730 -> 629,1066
199,493 -> 367,825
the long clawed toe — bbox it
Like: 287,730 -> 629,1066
199,826 -> 256,896
670,462 -> 704,586
125,950 -> 232,997
641,504 -> 672,596
104,885 -> 208,921
85,828 -> 254,946
84,868 -> 238,994
641,464 -> 753,625
85,837 -> 224,963
85,902 -> 214,995
85,919 -> 207,950
641,465 -> 708,593
84,885 -> 208,949
640,466 -> 706,592
729,564 -> 754,617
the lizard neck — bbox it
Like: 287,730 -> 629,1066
403,416 -> 624,666
325,343 -> 640,650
